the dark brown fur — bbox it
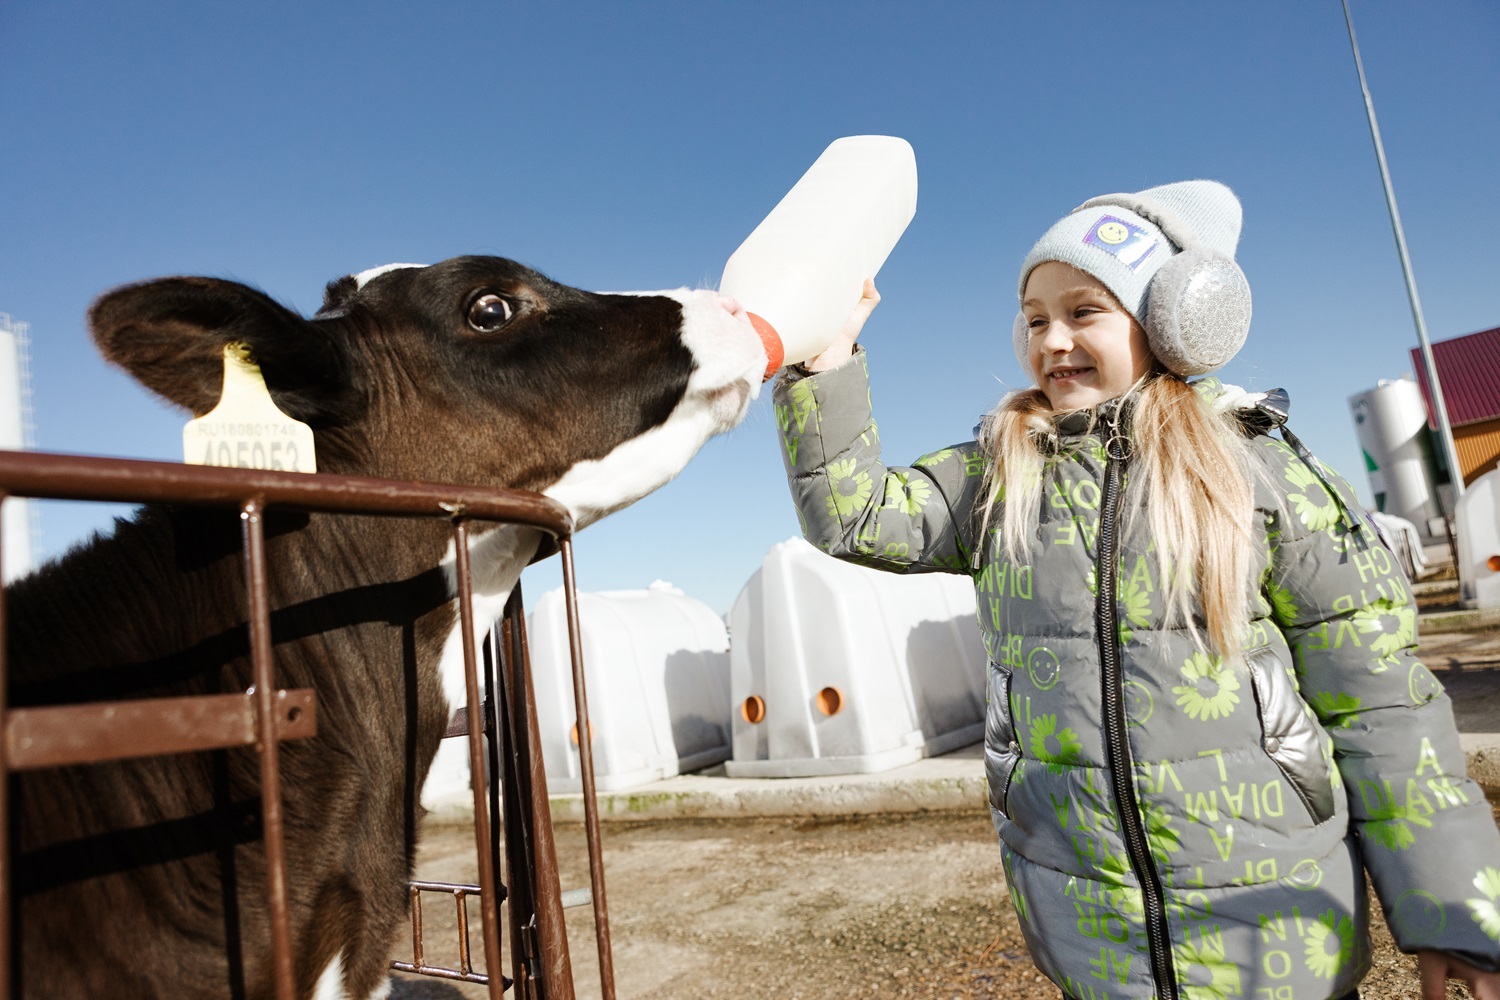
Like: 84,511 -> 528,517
10,257 -> 700,998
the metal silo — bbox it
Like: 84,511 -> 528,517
1349,378 -> 1442,533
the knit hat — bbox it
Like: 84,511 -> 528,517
1014,180 -> 1251,376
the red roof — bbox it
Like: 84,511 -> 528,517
1410,326 -> 1500,428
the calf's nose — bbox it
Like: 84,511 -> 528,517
709,292 -> 780,381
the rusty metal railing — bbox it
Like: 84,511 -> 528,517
0,449 -> 617,1000
393,880 -> 501,987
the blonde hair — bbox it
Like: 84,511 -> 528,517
977,374 -> 1255,662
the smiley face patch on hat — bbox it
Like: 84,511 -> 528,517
1083,214 -> 1158,271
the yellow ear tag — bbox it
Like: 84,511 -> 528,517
182,342 -> 317,473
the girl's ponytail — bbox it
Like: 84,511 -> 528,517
975,387 -> 1051,567
1127,376 -> 1255,665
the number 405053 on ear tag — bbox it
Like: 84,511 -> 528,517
183,342 -> 317,473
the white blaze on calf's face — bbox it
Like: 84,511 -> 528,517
434,285 -> 764,714
541,287 -> 764,529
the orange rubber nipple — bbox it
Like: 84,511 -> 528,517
749,312 -> 783,381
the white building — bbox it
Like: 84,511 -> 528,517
0,313 -> 35,581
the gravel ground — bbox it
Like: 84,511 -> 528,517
395,802 -> 1493,1000
390,624 -> 1499,1000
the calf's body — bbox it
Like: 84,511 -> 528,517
9,257 -> 764,999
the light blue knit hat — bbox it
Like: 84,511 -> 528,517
1015,180 -> 1251,376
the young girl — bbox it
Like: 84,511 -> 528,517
774,180 -> 1500,1000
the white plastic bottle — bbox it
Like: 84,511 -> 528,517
720,135 -> 917,379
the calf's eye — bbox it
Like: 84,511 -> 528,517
467,293 -> 515,333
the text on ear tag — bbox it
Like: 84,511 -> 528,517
183,342 -> 317,473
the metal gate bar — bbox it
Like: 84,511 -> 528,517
497,587 -> 577,1000
6,689 -> 317,770
391,672 -> 512,993
391,880 -> 501,986
0,449 -> 599,1000
242,497 -> 297,998
451,518 -> 507,996
403,573 -> 618,1000
560,539 -> 616,1000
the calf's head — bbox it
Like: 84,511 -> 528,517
90,256 -> 767,525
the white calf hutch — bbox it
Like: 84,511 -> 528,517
727,537 -> 986,777
529,582 -> 734,794
1457,467 -> 1500,609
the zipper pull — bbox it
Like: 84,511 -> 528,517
1105,408 -> 1132,463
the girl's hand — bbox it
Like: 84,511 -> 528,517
805,278 -> 880,372
1419,949 -> 1500,999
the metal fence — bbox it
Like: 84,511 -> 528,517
0,449 -> 615,1000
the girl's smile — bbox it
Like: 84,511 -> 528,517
1044,365 -> 1092,383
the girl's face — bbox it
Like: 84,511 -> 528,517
1023,261 -> 1155,411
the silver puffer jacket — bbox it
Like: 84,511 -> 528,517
775,350 -> 1500,1000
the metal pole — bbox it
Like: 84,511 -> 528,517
450,519 -> 506,998
1341,0 -> 1466,502
240,498 -> 297,1000
559,538 -> 616,1000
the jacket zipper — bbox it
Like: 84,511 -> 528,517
1096,425 -> 1179,1000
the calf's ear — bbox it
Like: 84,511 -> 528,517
90,276 -> 355,424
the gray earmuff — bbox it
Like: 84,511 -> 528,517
1144,244 -> 1252,376
1077,192 -> 1251,376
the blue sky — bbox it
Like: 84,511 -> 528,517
3,1 -> 1497,614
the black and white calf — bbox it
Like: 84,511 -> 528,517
9,257 -> 765,999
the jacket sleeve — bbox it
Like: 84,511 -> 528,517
1258,435 -> 1500,970
773,348 -> 985,575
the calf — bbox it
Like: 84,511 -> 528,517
8,257 -> 766,999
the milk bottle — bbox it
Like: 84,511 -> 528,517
720,136 -> 917,379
